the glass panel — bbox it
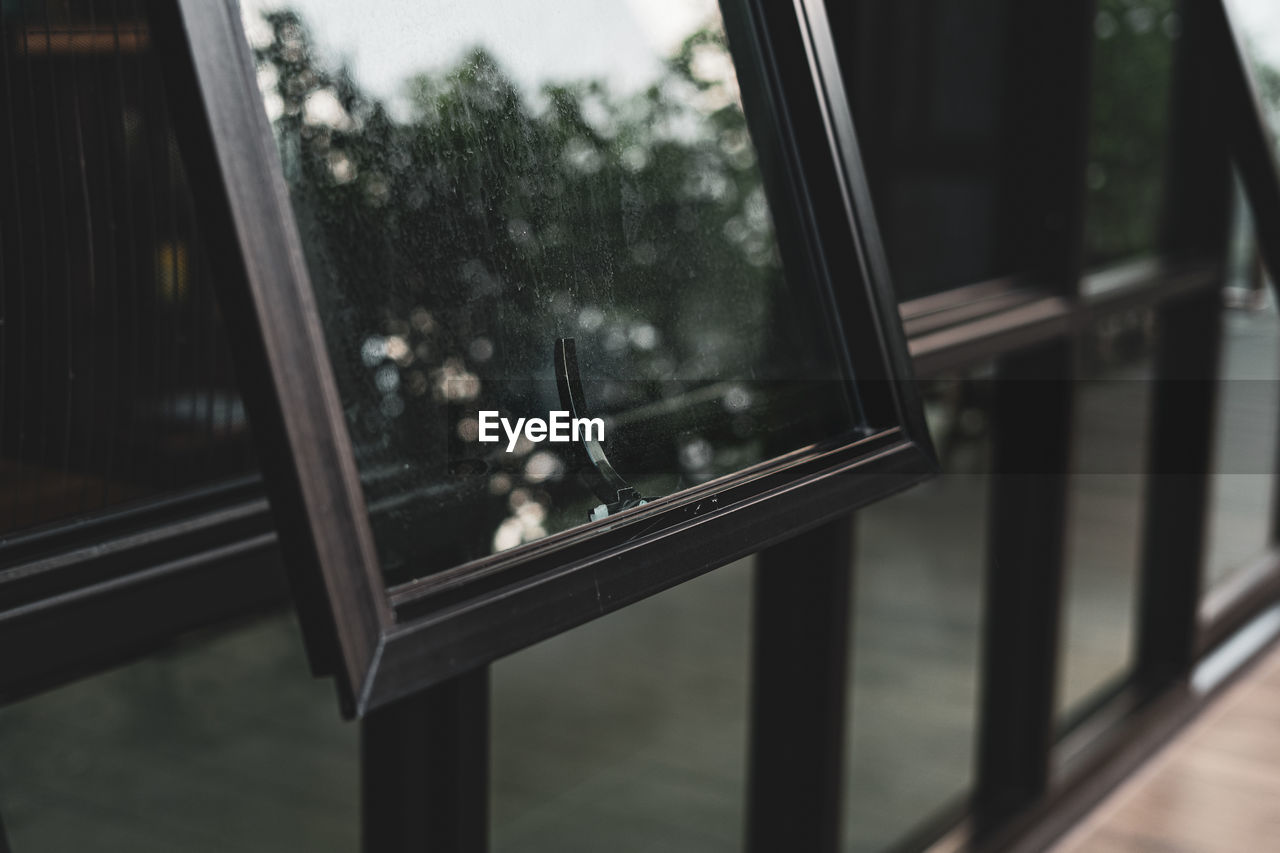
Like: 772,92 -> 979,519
839,0 -> 1010,301
239,1 -> 865,583
844,373 -> 988,851
1226,0 -> 1280,136
1209,1 -> 1280,593
1083,0 -> 1179,267
491,558 -> 751,852
0,0 -> 257,536
1057,311 -> 1155,720
1204,196 -> 1278,591
0,613 -> 356,852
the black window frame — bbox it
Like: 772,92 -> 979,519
149,0 -> 935,716
1191,0 -> 1280,656
4,0 -> 1280,850
1217,0 -> 1280,290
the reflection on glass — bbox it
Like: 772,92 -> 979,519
1227,0 -> 1280,139
843,0 -> 1009,300
1204,194 -> 1279,590
0,1 -> 257,536
239,1 -> 861,582
844,375 -> 987,851
0,614 -> 356,852
491,559 -> 751,852
1058,312 -> 1154,720
1083,0 -> 1178,266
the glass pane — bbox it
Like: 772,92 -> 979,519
1226,0 -> 1280,138
239,1 -> 865,583
1204,197 -> 1278,590
0,0 -> 258,536
1209,1 -> 1280,591
491,558 -> 751,852
839,0 -> 1010,301
1083,0 -> 1178,267
0,613 -> 356,852
1057,311 -> 1154,720
844,374 -> 988,851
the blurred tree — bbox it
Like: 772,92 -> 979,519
249,9 -> 843,573
1084,0 -> 1178,266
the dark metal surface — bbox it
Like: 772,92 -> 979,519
972,0 -> 1097,834
149,0 -> 391,716
0,494 -> 285,706
746,516 -> 854,853
362,668 -> 488,853
994,2 -> 1097,288
1136,288 -> 1225,688
1136,0 -> 1233,690
973,340 -> 1076,835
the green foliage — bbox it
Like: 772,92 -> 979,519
1084,0 -> 1178,266
252,11 -> 782,409
248,9 -> 834,569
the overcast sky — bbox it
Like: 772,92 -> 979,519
1231,0 -> 1280,73
240,0 -> 719,114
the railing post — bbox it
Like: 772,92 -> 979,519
362,668 -> 489,853
746,517 -> 855,853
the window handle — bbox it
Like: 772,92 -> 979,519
553,338 -> 648,521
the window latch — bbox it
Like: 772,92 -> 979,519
553,338 -> 649,521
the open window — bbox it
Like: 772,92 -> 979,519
152,0 -> 934,715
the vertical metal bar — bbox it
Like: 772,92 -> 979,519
992,2 -> 1097,287
818,0 -> 901,221
1162,0 -> 1234,264
1270,418 -> 1280,549
362,668 -> 489,853
1136,290 -> 1224,687
973,0 -> 1096,836
1209,0 -> 1280,288
1133,0 -> 1233,689
149,0 -> 395,704
746,516 -> 854,853
973,339 -> 1076,836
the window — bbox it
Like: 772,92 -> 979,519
163,0 -> 933,713
0,612 -> 355,852
1058,311 -> 1156,719
491,560 -> 752,852
0,0 -> 257,537
845,372 -> 990,851
1203,192 -> 1278,593
6,2 -> 1272,850
244,1 -> 865,583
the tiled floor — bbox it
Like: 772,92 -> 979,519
1053,641 -> 1280,853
